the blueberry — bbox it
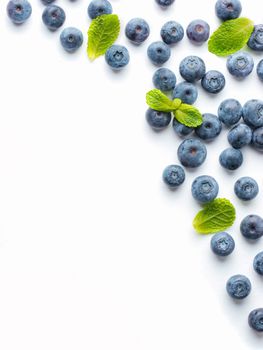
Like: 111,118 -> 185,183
211,232 -> 235,257
186,19 -> 210,44
60,27 -> 83,53
160,21 -> 184,45
257,60 -> 263,81
248,25 -> 263,51
146,109 -> 171,130
172,118 -> 193,137
172,82 -> 198,105
162,164 -> 185,188
252,127 -> 263,151
240,215 -> 263,240
219,148 -> 243,170
218,99 -> 243,126
125,18 -> 150,44
179,56 -> 206,83
243,100 -> 263,129
227,123 -> 252,149
215,0 -> 242,21
7,0 -> 32,24
195,114 -> 222,141
42,5 -> 65,31
87,0 -> 112,19
105,45 -> 130,70
227,52 -> 254,78
253,252 -> 263,276
226,275 -> 251,300
201,70 -> 225,94
248,309 -> 263,332
41,0 -> 56,5
147,41 -> 171,65
177,138 -> 207,168
155,0 -> 175,7
152,68 -> 176,92
191,175 -> 219,203
234,177 -> 259,201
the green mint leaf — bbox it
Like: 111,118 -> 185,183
193,198 -> 236,234
87,14 -> 120,61
208,17 -> 254,56
173,104 -> 203,127
146,89 -> 181,112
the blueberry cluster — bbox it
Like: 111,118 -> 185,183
7,0 -> 84,52
145,0 -> 263,333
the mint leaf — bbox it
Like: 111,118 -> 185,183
208,17 -> 254,56
87,14 -> 120,61
193,198 -> 236,234
173,104 -> 203,128
146,89 -> 181,112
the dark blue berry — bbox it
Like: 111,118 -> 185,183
218,99 -> 243,126
201,70 -> 225,94
179,56 -> 206,83
249,309 -> 263,332
172,82 -> 198,105
177,138 -> 207,168
211,232 -> 235,257
172,118 -> 193,137
147,41 -> 171,65
87,0 -> 112,19
186,19 -> 210,44
243,100 -> 263,129
60,27 -> 83,53
191,175 -> 219,203
257,60 -> 263,81
152,68 -> 176,92
240,215 -> 263,240
146,109 -> 171,130
227,123 -> 252,149
252,127 -> 263,151
125,18 -> 150,44
42,5 -> 65,31
234,177 -> 259,201
226,275 -> 251,299
7,0 -> 32,24
195,114 -> 222,141
248,25 -> 263,51
227,52 -> 254,78
155,0 -> 175,7
162,165 -> 185,188
215,0 -> 242,21
219,148 -> 243,170
253,252 -> 263,276
160,21 -> 184,45
105,45 -> 130,70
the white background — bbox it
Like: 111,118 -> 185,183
0,0 -> 263,349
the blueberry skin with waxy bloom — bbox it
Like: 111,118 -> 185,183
162,164 -> 185,188
125,18 -> 150,44
60,27 -> 83,52
146,109 -> 171,130
177,138 -> 207,168
243,100 -> 263,129
249,309 -> 263,332
219,148 -> 243,170
87,0 -> 112,19
252,127 -> 263,151
215,0 -> 242,21
172,118 -> 193,138
152,68 -> 176,92
227,52 -> 254,78
257,60 -> 263,81
172,82 -> 198,105
42,5 -> 65,30
248,24 -> 263,51
201,70 -> 225,94
195,114 -> 222,141
155,0 -> 175,7
147,41 -> 171,65
240,215 -> 263,240
179,56 -> 206,83
186,19 -> 210,44
234,177 -> 259,201
160,21 -> 184,45
227,123 -> 252,149
211,232 -> 235,257
7,0 -> 32,24
226,275 -> 251,299
191,175 -> 219,203
218,99 -> 243,126
253,252 -> 263,276
105,45 -> 130,70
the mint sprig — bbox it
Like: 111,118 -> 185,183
208,17 -> 254,56
87,14 -> 120,61
146,89 -> 203,128
193,198 -> 236,234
